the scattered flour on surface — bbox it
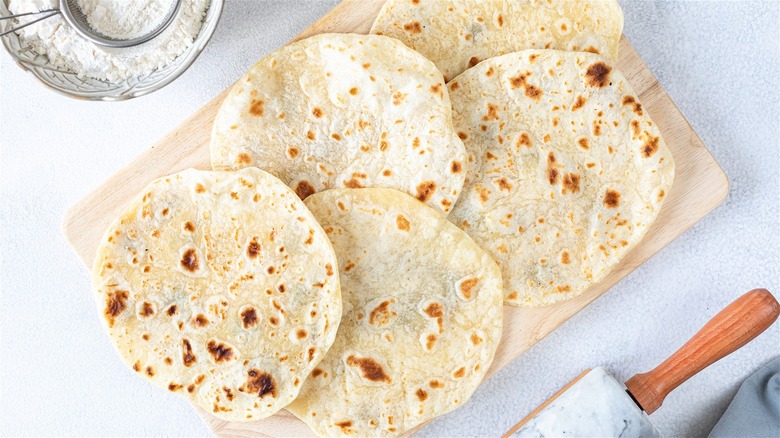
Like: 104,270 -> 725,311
8,0 -> 210,82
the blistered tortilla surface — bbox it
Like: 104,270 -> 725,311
371,0 -> 624,81
288,188 -> 503,436
211,33 -> 466,215
92,168 -> 341,421
448,50 -> 674,306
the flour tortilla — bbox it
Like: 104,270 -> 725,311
447,50 -> 674,306
370,0 -> 624,81
211,33 -> 466,215
91,168 -> 341,421
287,188 -> 503,437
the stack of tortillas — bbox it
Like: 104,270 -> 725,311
91,0 -> 674,436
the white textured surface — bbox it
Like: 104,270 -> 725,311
0,1 -> 778,437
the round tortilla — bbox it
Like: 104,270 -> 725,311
91,168 -> 341,421
370,0 -> 624,81
211,33 -> 466,215
447,50 -> 674,306
287,188 -> 503,437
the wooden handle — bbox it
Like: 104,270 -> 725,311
625,288 -> 779,414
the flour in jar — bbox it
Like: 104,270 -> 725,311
8,0 -> 211,82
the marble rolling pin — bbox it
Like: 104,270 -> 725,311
503,288 -> 780,437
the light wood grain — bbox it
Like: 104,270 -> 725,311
62,0 -> 729,436
626,289 -> 779,414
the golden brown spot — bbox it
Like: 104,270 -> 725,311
416,388 -> 429,401
460,278 -> 478,300
403,21 -> 422,34
287,147 -> 299,159
453,367 -> 466,378
167,305 -> 178,316
295,180 -> 316,200
496,178 -> 512,191
138,302 -> 154,318
470,333 -> 483,345
482,103 -> 499,121
325,263 -> 334,276
306,130 -> 316,141
343,178 -> 363,189
104,290 -> 128,327
449,161 -> 462,174
425,333 -> 437,350
180,248 -> 199,272
497,14 -> 504,27
346,355 -> 391,383
585,46 -> 600,54
295,329 -> 308,339
161,208 -> 169,216
572,95 -> 586,111
396,215 -> 410,231
547,153 -> 559,185
193,314 -> 209,327
269,316 -> 279,326
392,91 -> 406,106
561,252 -> 572,265
658,189 -> 666,201
249,99 -> 264,117
182,221 -> 195,233
556,285 -> 572,292
146,366 -> 155,377
142,334 -> 150,341
416,181 -> 437,202
525,84 -> 542,100
429,380 -> 444,389
247,238 -> 261,259
517,133 -> 532,148
312,368 -> 323,377
241,307 -> 258,329
507,291 -> 518,300
430,84 -> 442,97
578,138 -> 590,150
585,62 -> 612,88
267,266 -> 275,275
369,300 -> 397,327
642,136 -> 660,158
468,56 -> 480,67
164,357 -> 172,365
450,81 -> 460,91
240,369 -> 277,398
423,302 -> 443,319
278,284 -> 286,293
603,189 -> 621,208
223,387 -> 235,401
331,133 -> 342,141
207,340 -> 234,363
457,131 -> 468,140
335,420 -> 354,433
485,66 -> 495,77
344,261 -> 356,272
562,173 -> 581,194
312,107 -> 323,118
168,383 -> 182,392
529,53 -> 539,63
348,87 -> 358,96
194,183 -> 206,194
181,339 -> 198,367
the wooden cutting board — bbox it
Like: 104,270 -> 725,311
63,0 -> 729,436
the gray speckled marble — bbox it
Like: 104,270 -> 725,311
1,1 -> 777,437
511,368 -> 659,438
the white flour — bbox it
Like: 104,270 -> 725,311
8,0 -> 210,82
78,0 -> 170,40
